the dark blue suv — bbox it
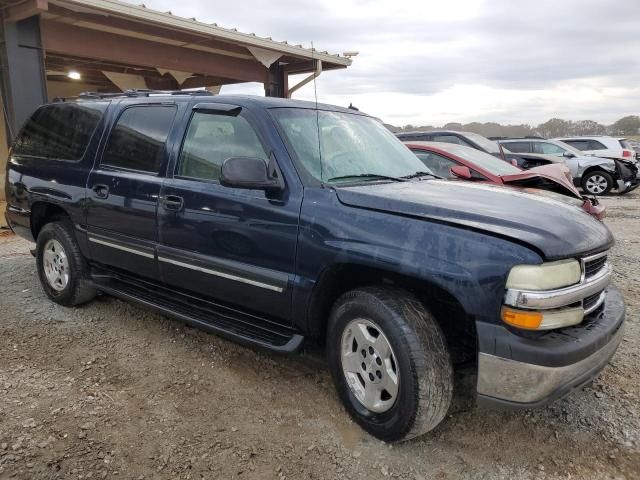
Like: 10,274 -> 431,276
4,92 -> 625,442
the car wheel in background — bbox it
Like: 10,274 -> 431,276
327,286 -> 453,443
581,170 -> 613,195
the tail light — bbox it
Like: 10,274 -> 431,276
623,150 -> 632,158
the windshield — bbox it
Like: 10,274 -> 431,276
271,108 -> 426,183
434,143 -> 521,175
462,131 -> 501,154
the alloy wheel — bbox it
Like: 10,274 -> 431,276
585,174 -> 609,194
42,239 -> 70,291
340,318 -> 399,413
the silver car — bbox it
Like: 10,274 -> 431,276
499,138 -> 637,195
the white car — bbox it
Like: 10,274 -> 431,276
554,136 -> 636,161
498,137 -> 639,195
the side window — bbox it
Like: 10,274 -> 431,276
587,140 -> 607,150
563,140 -> 590,151
177,112 -> 268,182
534,142 -> 566,156
13,103 -> 108,161
101,105 -> 176,173
503,142 -> 531,153
432,135 -> 471,147
411,150 -> 458,178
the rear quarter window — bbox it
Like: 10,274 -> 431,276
12,102 -> 108,161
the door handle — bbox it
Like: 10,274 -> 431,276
162,195 -> 184,211
92,184 -> 109,199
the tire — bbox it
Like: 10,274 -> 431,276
327,287 -> 453,442
581,170 -> 613,195
36,220 -> 96,307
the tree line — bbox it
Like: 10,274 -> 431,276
391,115 -> 640,139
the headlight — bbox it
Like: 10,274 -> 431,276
506,259 -> 581,291
503,259 -> 584,330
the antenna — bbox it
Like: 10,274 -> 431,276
311,41 -> 324,183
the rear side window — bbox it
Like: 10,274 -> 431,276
432,135 -> 471,147
587,140 -> 607,150
533,142 -> 566,155
13,102 -> 108,161
101,105 -> 176,173
502,142 -> 531,153
563,140 -> 590,151
177,112 -> 268,182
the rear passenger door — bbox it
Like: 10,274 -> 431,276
86,103 -> 179,279
157,104 -> 301,322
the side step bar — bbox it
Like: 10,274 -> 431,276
91,271 -> 304,354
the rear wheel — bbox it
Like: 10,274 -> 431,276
581,170 -> 613,195
327,287 -> 453,442
36,221 -> 96,306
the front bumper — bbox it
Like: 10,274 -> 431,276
477,286 -> 625,409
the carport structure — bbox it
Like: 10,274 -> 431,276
0,0 -> 352,134
0,0 -> 353,215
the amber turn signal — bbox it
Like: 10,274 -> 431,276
501,307 -> 543,330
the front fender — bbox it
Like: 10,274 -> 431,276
293,188 -> 542,334
576,157 -> 616,177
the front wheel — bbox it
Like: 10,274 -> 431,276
581,170 -> 613,195
327,287 -> 453,442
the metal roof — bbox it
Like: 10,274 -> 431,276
49,0 -> 352,68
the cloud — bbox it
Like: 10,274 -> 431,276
126,0 -> 640,125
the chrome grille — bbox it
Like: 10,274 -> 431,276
584,254 -> 607,279
583,291 -> 604,313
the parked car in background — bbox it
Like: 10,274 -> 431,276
395,130 -> 503,157
554,135 -> 637,161
498,138 -> 639,195
5,92 -> 625,442
405,141 -> 604,219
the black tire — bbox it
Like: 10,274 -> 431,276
581,170 -> 613,195
36,221 -> 96,307
327,287 -> 453,442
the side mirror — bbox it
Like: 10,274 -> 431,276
563,151 -> 575,158
220,156 -> 284,192
450,165 -> 472,180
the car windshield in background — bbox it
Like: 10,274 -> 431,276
463,132 -> 502,154
272,108 -> 427,184
438,143 -> 521,175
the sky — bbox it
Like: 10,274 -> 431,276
126,0 -> 640,127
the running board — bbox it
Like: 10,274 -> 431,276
90,270 -> 304,354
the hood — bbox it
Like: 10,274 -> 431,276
501,163 -> 579,197
336,180 -> 613,260
500,163 -> 606,220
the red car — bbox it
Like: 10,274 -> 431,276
405,141 -> 605,220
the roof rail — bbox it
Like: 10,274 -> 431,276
53,88 -> 213,102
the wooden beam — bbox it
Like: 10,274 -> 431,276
3,0 -> 48,23
40,19 -> 269,83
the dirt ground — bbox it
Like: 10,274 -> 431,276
1,192 -> 639,480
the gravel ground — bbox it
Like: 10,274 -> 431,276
1,193 -> 639,480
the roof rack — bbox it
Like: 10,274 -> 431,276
53,88 -> 213,102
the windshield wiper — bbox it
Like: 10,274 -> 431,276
401,171 -> 443,180
325,173 -> 408,183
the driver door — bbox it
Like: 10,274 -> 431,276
157,104 -> 301,322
